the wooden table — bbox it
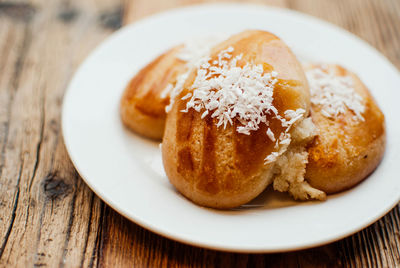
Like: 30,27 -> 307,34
0,0 -> 399,266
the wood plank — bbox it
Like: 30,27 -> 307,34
123,0 -> 288,23
0,11 -> 28,258
0,0 -> 123,266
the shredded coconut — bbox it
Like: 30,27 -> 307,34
163,36 -> 225,104
264,108 -> 305,164
265,152 -> 279,163
306,67 -> 365,121
160,83 -> 173,99
166,72 -> 189,112
181,46 -> 282,135
171,47 -> 306,163
177,36 -> 225,66
266,128 -> 275,142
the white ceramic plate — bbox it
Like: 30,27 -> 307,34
62,4 -> 400,253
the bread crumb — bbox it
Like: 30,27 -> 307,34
270,117 -> 326,201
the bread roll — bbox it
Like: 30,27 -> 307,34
120,46 -> 187,139
120,37 -> 222,140
162,30 -> 325,209
305,64 -> 386,194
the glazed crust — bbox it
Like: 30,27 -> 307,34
120,46 -> 186,140
305,64 -> 386,194
162,30 -> 310,208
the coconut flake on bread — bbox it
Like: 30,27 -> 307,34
175,47 -> 309,165
162,33 -> 327,207
304,64 -> 385,194
306,65 -> 365,121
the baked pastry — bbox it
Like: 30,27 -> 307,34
162,30 -> 325,209
120,37 -> 221,139
121,31 -> 385,207
120,46 -> 187,139
304,64 -> 386,194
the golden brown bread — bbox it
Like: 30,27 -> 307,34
162,30 -> 314,208
120,46 -> 187,139
120,31 -> 386,207
305,64 -> 386,194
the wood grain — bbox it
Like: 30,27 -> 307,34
0,0 -> 399,267
0,0 -> 120,266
